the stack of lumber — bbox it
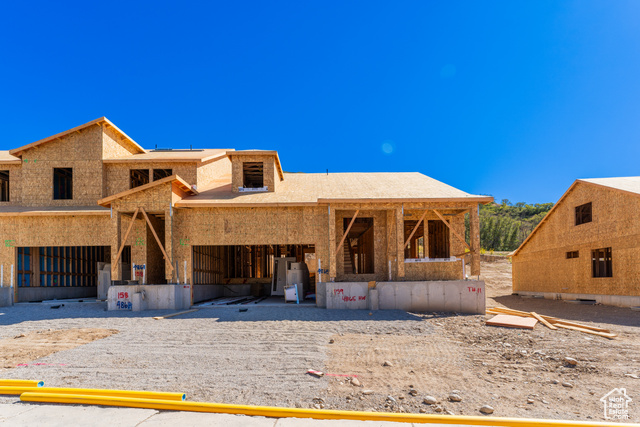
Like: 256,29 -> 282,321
486,306 -> 617,339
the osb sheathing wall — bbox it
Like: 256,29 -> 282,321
0,164 -> 22,205
20,125 -> 105,207
196,157 -> 232,189
171,206 -> 329,285
230,155 -> 279,192
512,182 -> 640,296
104,163 -> 197,196
404,261 -> 463,281
102,125 -> 142,159
0,214 -> 112,286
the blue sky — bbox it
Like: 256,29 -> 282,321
1,1 -> 639,204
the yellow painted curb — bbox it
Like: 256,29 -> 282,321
0,380 -> 43,388
2,387 -> 184,401
20,392 -> 639,426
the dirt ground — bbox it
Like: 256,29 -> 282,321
0,260 -> 638,422
0,329 -> 117,369
325,259 -> 640,422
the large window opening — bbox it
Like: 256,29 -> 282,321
342,217 -> 374,275
0,170 -> 9,201
243,162 -> 264,188
404,220 -> 425,259
130,169 -> 150,189
53,168 -> 73,200
592,247 -> 612,278
153,169 -> 172,180
428,220 -> 450,258
575,202 -> 592,225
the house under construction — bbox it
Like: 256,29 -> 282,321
0,118 -> 491,307
512,177 -> 640,307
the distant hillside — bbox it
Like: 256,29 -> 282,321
464,200 -> 553,252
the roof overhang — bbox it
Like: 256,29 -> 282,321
317,196 -> 494,204
9,117 -> 146,157
97,174 -> 198,207
102,150 -> 232,164
512,178 -> 640,257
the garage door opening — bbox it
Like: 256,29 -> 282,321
192,244 -> 315,303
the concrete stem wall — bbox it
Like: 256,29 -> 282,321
320,281 -> 485,314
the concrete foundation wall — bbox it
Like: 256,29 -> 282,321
18,286 -> 96,302
107,284 -> 191,311
0,287 -> 13,306
325,282 -> 370,309
193,284 -> 224,303
515,290 -> 640,308
321,280 -> 485,314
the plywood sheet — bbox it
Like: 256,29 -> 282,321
486,314 -> 538,329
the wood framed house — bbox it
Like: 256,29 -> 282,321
512,177 -> 640,307
0,118 -> 492,305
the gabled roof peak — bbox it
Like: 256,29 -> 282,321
9,117 -> 146,157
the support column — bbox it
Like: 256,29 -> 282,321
110,211 -> 122,281
470,203 -> 480,276
423,219 -> 429,259
165,208 -> 174,282
386,210 -> 396,280
396,206 -> 404,279
328,205 -> 336,280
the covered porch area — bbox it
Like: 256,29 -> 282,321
326,202 -> 482,283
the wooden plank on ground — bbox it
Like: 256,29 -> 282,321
555,324 -> 617,339
490,307 -> 611,333
486,314 -> 538,329
153,309 -> 198,320
531,312 -> 558,330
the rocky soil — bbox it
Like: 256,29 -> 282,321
0,259 -> 638,422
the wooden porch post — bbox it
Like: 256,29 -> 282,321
396,206 -> 404,279
423,217 -> 429,258
110,210 -> 122,281
164,208 -> 174,282
386,209 -> 396,280
470,203 -> 480,276
328,205 -> 336,280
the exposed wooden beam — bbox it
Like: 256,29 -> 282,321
336,209 -> 360,254
433,209 -> 470,251
140,207 -> 174,273
453,251 -> 474,258
404,209 -> 428,249
114,208 -> 140,267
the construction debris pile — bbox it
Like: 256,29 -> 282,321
486,306 -> 617,339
